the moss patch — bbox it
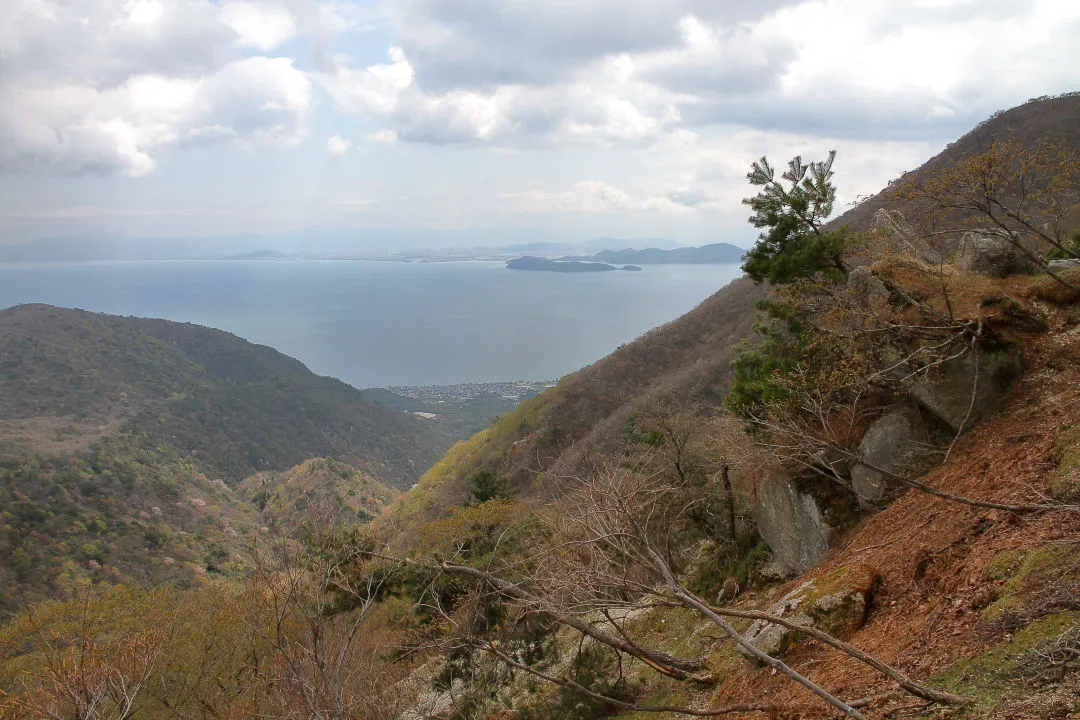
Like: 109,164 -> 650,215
937,611 -> 1080,713
986,548 -> 1025,581
982,543 -> 1079,623
788,563 -> 879,637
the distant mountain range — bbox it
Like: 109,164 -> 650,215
504,242 -> 747,272
0,233 -> 719,264
559,242 -> 746,264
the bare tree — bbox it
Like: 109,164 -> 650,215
897,139 -> 1080,291
0,586 -> 172,720
243,513 -> 409,720
366,461 -> 968,718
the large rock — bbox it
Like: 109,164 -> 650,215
956,233 -> 1035,277
1048,258 -> 1080,272
908,346 -> 1023,432
754,475 -> 829,575
741,564 -> 880,659
851,405 -> 933,502
871,209 -> 962,265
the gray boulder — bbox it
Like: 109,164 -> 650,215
851,405 -> 934,502
957,233 -> 1035,277
1048,258 -> 1080,272
754,475 -> 829,575
908,346 -> 1023,432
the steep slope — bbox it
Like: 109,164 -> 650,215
0,304 -> 450,488
828,93 -> 1080,234
590,302 -> 1080,719
387,276 -> 765,535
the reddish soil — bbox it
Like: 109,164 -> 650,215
713,310 -> 1080,718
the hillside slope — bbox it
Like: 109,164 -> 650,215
0,304 -> 449,488
828,93 -> 1080,234
385,276 -> 765,536
0,304 -> 443,614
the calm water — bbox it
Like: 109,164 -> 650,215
0,259 -> 743,387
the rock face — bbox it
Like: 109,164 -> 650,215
851,405 -> 933,502
870,209 -> 963,264
741,564 -> 880,659
754,475 -> 829,575
1048,258 -> 1080,272
908,346 -> 1024,432
956,233 -> 1035,277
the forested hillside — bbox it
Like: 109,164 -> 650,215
0,306 -> 445,612
0,304 -> 449,486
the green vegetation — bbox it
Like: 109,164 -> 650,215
937,612 -> 1080,713
0,305 -> 450,489
741,152 -> 848,284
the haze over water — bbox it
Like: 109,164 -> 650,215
0,259 -> 743,387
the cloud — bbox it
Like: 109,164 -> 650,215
322,0 -> 1080,148
326,134 -> 351,155
386,0 -> 793,91
0,0 -> 311,176
321,48 -> 684,147
2,56 -> 310,176
220,0 -> 297,51
503,181 -> 699,215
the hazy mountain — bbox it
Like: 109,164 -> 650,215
559,242 -> 747,264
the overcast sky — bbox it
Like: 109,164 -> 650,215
1,0 -> 1078,247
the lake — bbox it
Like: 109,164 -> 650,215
0,259 -> 744,387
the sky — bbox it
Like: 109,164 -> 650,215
1,0 -> 1078,248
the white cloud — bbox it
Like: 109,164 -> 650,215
219,0 -> 296,51
2,56 -> 310,176
326,134 -> 351,155
504,181 -> 698,215
326,0 -> 1080,148
0,0 -> 312,176
321,47 -> 685,147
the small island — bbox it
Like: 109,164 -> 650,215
620,265 -> 642,271
506,256 -> 616,273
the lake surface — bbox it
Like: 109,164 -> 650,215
0,259 -> 743,387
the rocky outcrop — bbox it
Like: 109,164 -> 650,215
754,475 -> 830,575
741,564 -> 880,659
851,405 -> 935,503
956,233 -> 1035,277
1048,258 -> 1080,272
908,346 -> 1024,432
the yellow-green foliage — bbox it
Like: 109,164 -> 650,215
238,457 -> 394,530
386,383 -> 566,538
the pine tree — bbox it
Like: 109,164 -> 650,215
741,151 -> 848,284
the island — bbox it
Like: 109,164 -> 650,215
620,265 -> 642,271
506,256 -> 616,272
